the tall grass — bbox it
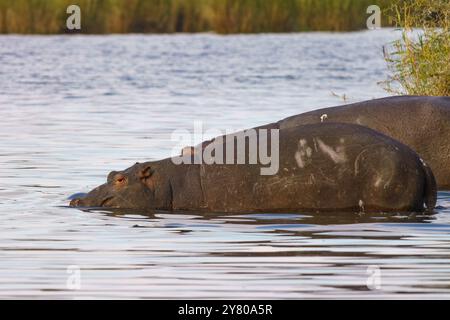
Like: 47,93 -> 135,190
383,0 -> 450,96
0,0 -> 392,34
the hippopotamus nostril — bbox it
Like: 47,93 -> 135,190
69,198 -> 82,207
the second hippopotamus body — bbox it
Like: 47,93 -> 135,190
70,123 -> 436,213
278,95 -> 450,188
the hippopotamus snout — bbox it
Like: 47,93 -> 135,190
69,196 -> 113,207
68,192 -> 88,207
69,184 -> 114,208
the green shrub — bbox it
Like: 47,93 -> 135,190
383,0 -> 450,96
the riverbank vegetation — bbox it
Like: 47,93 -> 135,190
0,0 -> 392,34
383,0 -> 450,96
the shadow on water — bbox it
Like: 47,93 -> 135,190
67,206 -> 438,226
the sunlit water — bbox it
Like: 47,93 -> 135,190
1,30 -> 450,299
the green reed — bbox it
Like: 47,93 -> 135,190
383,0 -> 450,96
0,0 -> 392,34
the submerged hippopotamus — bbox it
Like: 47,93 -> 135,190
277,96 -> 450,189
70,123 -> 436,213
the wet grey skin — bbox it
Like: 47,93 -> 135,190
277,95 -> 450,189
70,123 -> 437,214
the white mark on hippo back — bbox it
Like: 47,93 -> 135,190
306,147 -> 312,157
316,138 -> 347,164
320,114 -> 328,122
374,176 -> 383,187
295,152 -> 305,168
419,158 -> 427,166
295,139 -> 313,169
300,139 -> 307,147
359,199 -> 365,213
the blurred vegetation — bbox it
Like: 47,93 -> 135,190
383,0 -> 450,96
0,0 -> 392,34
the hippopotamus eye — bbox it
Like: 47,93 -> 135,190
113,174 -> 127,186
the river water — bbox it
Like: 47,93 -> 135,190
1,29 -> 450,299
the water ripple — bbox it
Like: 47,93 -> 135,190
1,30 -> 450,299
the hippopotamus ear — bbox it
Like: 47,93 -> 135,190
107,171 -> 119,183
137,164 -> 156,192
138,165 -> 153,180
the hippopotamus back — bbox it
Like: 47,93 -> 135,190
198,123 -> 436,213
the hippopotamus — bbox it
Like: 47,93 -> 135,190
70,123 -> 436,213
276,96 -> 450,189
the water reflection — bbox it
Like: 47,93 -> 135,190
56,198 -> 450,299
86,207 -> 437,226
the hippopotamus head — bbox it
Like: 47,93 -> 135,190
70,162 -> 158,209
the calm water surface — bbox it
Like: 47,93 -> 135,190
1,30 -> 450,299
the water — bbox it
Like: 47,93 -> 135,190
1,29 -> 450,299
